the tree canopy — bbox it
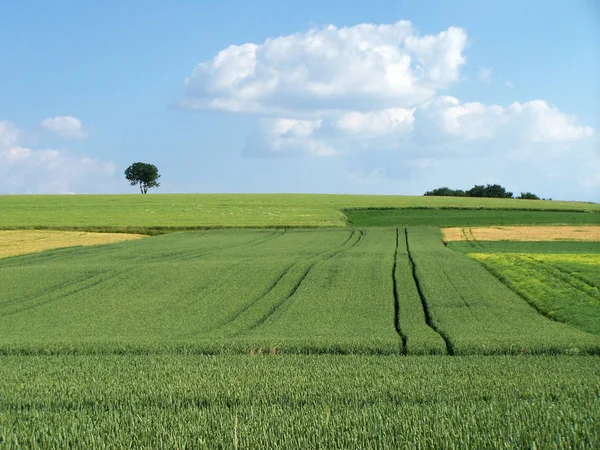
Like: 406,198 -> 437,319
424,184 -> 540,200
124,162 -> 160,194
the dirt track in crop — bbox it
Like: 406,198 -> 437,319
0,230 -> 144,259
442,226 -> 600,242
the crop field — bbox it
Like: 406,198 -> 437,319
2,195 -> 600,447
1,355 -> 598,449
1,227 -> 597,357
442,225 -> 600,242
346,208 -> 600,228
0,230 -> 144,259
1,193 -> 599,230
468,251 -> 600,336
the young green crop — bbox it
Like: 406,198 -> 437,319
243,229 -> 401,354
1,355 -> 598,449
393,228 -> 447,354
2,227 -> 599,356
470,253 -> 600,335
448,240 -> 600,255
405,227 -> 600,355
346,208 -> 600,228
0,229 -> 402,355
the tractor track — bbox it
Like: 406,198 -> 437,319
404,228 -> 454,356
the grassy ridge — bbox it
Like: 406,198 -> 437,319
406,228 -> 600,355
1,355 -> 598,449
347,208 -> 600,228
1,194 -> 598,230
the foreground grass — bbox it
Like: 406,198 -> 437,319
1,194 -> 598,230
1,355 -> 598,449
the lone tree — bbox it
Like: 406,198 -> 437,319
124,162 -> 160,194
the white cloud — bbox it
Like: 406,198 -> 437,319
41,116 -> 87,138
415,96 -> 594,143
179,20 -> 597,200
244,97 -> 593,157
477,67 -> 492,83
183,21 -> 467,115
505,80 -> 514,88
335,108 -> 415,135
0,120 -> 115,194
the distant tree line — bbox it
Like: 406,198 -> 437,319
424,184 -> 543,200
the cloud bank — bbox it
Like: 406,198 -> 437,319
0,120 -> 115,194
181,20 -> 597,199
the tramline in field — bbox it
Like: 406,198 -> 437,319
1,196 -> 600,448
1,227 -> 597,355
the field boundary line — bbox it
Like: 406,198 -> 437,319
404,228 -> 454,355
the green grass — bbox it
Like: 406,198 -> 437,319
346,208 -> 600,228
469,253 -> 600,335
448,240 -> 600,254
1,194 -> 598,231
405,227 -> 600,355
394,228 -> 447,355
3,202 -> 600,447
0,229 -> 402,355
1,354 -> 598,449
2,227 -> 598,356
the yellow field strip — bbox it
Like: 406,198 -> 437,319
442,226 -> 600,242
0,230 -> 145,259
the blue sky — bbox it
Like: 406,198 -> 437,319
1,0 -> 599,200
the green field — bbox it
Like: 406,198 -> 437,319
2,194 -> 600,447
346,208 -> 600,227
448,240 -> 600,336
448,240 -> 600,254
1,228 -> 597,356
1,355 -> 598,449
2,194 -> 599,230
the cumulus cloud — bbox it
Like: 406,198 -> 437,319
183,20 -> 593,158
41,116 -> 87,138
244,97 -> 593,157
180,20 -> 597,200
183,21 -> 467,114
0,120 -> 115,193
415,97 -> 594,143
